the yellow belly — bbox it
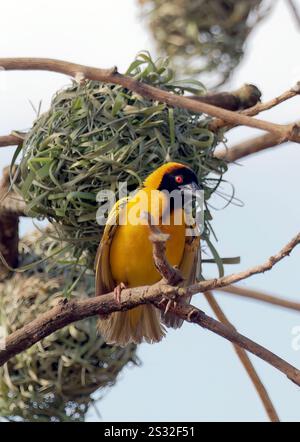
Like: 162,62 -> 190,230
109,209 -> 186,287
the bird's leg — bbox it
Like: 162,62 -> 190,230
157,282 -> 178,316
159,263 -> 182,315
163,298 -> 177,316
113,282 -> 127,304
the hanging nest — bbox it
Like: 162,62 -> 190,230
0,230 -> 139,422
139,0 -> 272,86
14,52 -> 227,272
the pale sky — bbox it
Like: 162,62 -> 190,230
1,0 -> 300,422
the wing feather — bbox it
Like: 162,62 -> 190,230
95,197 -> 128,295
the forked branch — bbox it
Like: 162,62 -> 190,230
0,57 -> 299,140
0,231 -> 300,389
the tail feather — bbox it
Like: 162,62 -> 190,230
98,305 -> 165,347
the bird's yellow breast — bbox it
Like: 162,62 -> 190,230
109,189 -> 186,288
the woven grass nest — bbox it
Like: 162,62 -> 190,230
15,52 -> 227,273
0,230 -> 138,422
139,0 -> 272,86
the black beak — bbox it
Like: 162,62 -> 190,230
179,181 -> 201,193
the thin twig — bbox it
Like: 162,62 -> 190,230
0,57 -> 298,139
217,285 -> 300,313
210,84 -> 300,132
182,303 -> 300,387
241,84 -> 300,117
204,292 -> 280,422
190,232 -> 300,294
0,85 -> 262,149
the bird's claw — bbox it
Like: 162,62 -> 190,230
158,297 -> 178,315
113,282 -> 126,303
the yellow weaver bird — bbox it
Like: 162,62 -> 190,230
95,162 -> 201,346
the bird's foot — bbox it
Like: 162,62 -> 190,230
113,282 -> 127,304
158,297 -> 178,316
164,299 -> 177,315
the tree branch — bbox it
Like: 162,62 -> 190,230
0,231 -> 300,388
189,232 -> 300,294
0,166 -> 27,216
0,167 -> 22,280
204,292 -> 279,422
241,83 -> 300,117
183,303 -> 300,386
1,280 -> 300,387
0,85 -> 262,155
0,57 -> 299,416
0,133 -> 24,148
211,84 -> 300,132
190,84 -> 261,111
0,57 -> 298,139
217,285 -> 300,313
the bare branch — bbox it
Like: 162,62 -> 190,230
0,167 -> 26,216
1,281 -> 300,387
147,215 -> 300,395
241,83 -> 300,117
0,231 -> 300,389
189,232 -> 300,294
211,84 -> 300,132
204,292 -> 279,422
0,282 -> 162,366
217,285 -> 300,313
0,57 -> 297,139
0,85 -> 262,150
0,167 -> 21,279
0,133 -> 24,148
0,194 -> 26,217
183,303 -> 300,386
0,212 -> 19,280
190,84 -> 261,111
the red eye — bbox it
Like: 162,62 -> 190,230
175,175 -> 183,184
